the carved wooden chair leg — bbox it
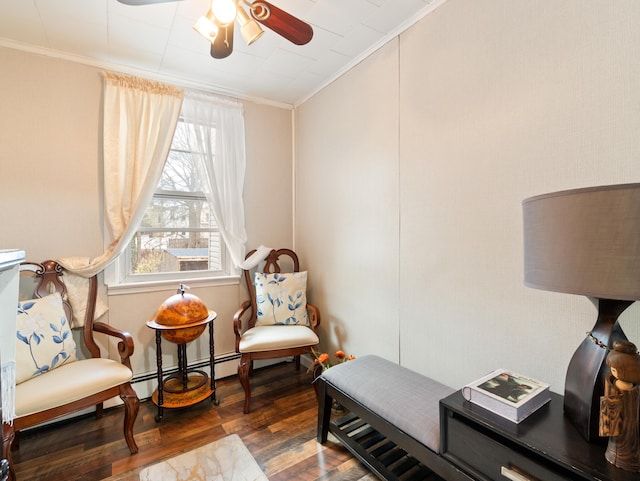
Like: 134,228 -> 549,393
9,432 -> 18,451
2,424 -> 15,481
96,402 -> 104,419
294,354 -> 301,371
238,356 -> 252,414
120,385 -> 140,454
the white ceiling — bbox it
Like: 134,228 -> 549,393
0,0 -> 444,107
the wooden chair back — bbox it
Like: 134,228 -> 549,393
241,248 -> 300,331
20,260 -> 102,358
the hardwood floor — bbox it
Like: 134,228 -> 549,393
12,361 -> 375,481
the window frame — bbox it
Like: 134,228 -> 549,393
105,118 -> 240,294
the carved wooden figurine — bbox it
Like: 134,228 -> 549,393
599,340 -> 640,472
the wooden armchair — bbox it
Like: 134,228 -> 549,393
2,261 -> 139,480
233,248 -> 320,413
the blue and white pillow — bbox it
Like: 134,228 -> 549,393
254,271 -> 309,326
16,292 -> 77,384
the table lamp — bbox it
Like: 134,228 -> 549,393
523,183 -> 640,442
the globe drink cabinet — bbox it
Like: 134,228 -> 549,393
146,285 -> 218,420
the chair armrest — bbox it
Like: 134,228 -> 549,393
307,303 -> 321,333
233,300 -> 252,352
93,321 -> 135,369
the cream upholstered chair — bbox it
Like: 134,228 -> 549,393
2,261 -> 138,481
233,248 -> 320,413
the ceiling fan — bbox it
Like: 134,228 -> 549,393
116,0 -> 313,59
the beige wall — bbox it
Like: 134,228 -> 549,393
0,47 -> 294,395
295,40 -> 401,362
295,0 -> 640,393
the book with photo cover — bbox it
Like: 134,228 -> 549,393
462,369 -> 551,423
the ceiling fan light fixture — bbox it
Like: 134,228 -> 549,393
250,1 -> 271,21
194,11 -> 219,43
211,0 -> 237,25
237,6 -> 264,45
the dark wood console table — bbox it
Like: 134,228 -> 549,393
440,390 -> 638,481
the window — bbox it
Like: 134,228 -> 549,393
104,88 -> 247,291
110,118 -> 235,287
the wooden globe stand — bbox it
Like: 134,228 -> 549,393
146,312 -> 218,421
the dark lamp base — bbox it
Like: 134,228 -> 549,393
563,298 -> 632,443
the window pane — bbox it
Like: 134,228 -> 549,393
129,230 -> 222,274
139,197 -> 217,230
160,150 -> 205,193
123,115 -> 227,281
160,120 -> 215,193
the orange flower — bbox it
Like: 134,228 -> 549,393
308,347 -> 356,374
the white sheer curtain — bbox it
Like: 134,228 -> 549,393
59,72 -> 184,279
181,90 -> 248,268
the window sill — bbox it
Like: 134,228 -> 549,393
107,274 -> 240,296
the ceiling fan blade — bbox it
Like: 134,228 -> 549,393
117,0 -> 180,5
210,22 -> 234,59
249,1 -> 313,46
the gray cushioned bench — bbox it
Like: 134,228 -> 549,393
316,355 -> 472,481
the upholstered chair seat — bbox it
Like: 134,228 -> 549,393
15,358 -> 133,418
238,325 -> 319,353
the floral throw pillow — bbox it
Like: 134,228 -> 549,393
254,271 -> 309,326
16,292 -> 77,384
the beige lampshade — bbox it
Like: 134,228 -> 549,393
523,183 -> 640,301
